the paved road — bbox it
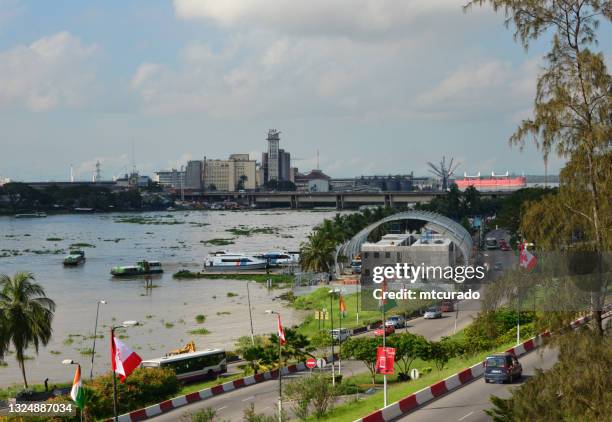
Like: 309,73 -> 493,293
397,347 -> 558,422
153,246 -> 516,421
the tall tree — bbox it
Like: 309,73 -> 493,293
0,272 -> 56,388
466,0 -> 611,334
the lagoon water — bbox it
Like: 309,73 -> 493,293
0,210 -> 339,386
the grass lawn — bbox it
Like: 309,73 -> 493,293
0,382 -> 71,400
178,373 -> 244,395
292,287 -> 433,338
306,340 -> 520,421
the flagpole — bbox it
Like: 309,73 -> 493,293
111,327 -> 119,422
246,282 -> 255,346
277,314 -> 282,422
329,292 -> 335,387
338,294 -> 342,375
382,302 -> 387,407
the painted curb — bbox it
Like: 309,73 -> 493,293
355,304 -> 612,422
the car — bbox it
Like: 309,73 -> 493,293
330,328 -> 350,342
500,244 -> 511,251
385,315 -> 406,328
423,307 -> 442,319
484,352 -> 522,383
374,325 -> 395,337
494,262 -> 503,271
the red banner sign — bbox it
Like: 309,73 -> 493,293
375,346 -> 396,375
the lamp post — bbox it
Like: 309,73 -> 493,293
90,300 -> 106,380
329,288 -> 341,378
265,310 -> 283,422
111,320 -> 138,422
62,359 -> 83,422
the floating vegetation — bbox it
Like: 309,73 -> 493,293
200,238 -> 235,246
49,350 -> 61,355
63,338 -> 74,346
24,249 -> 64,255
226,292 -> 238,298
189,222 -> 210,227
0,249 -> 21,258
195,315 -> 206,324
46,237 -> 63,241
145,314 -> 154,319
70,243 -> 95,248
114,216 -> 184,225
78,348 -> 94,356
216,311 -> 231,316
188,328 -> 210,335
226,226 -> 278,236
103,238 -> 124,243
0,361 -> 7,367
164,322 -> 174,329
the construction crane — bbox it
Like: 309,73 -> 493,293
427,156 -> 460,191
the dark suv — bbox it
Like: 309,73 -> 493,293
484,353 -> 522,383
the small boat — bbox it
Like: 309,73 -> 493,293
204,252 -> 268,271
14,212 -> 47,218
63,250 -> 86,266
111,260 -> 163,276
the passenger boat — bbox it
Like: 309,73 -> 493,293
63,250 -> 86,266
111,260 -> 163,276
254,251 -> 298,267
14,212 -> 47,218
204,252 -> 268,270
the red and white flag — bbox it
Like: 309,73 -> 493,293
277,315 -> 286,345
111,334 -> 142,382
519,243 -> 537,271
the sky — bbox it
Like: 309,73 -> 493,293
0,0 -> 610,181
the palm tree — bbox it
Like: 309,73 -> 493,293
300,231 -> 337,273
0,272 -> 56,388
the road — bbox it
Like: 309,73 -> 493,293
152,244 -> 516,421
397,347 -> 558,422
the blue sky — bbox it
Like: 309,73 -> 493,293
0,0 -> 610,181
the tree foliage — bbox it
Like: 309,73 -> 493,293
0,272 -> 56,388
283,373 -> 337,420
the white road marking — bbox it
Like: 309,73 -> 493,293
242,396 -> 256,402
216,406 -> 227,412
458,411 -> 474,421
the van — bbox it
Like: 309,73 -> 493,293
330,328 -> 350,342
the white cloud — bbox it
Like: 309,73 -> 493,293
0,31 -> 97,111
173,0 -> 465,38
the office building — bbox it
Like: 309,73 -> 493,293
202,155 -> 257,192
185,160 -> 203,190
154,169 -> 185,188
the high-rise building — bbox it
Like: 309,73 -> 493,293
185,160 -> 203,190
202,155 -> 257,191
278,149 -> 291,181
266,129 -> 280,181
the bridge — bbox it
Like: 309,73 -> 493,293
180,190 -> 513,209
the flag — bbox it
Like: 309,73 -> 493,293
70,364 -> 85,409
111,334 -> 142,382
519,243 -> 537,271
378,279 -> 397,312
277,315 -> 286,345
339,295 -> 347,316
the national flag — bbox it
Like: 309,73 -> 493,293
519,243 -> 537,271
378,279 -> 397,312
111,334 -> 142,382
339,295 -> 347,316
277,315 -> 286,345
70,364 -> 85,409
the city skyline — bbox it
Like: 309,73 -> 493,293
1,0 -> 610,181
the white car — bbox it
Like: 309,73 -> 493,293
424,307 -> 442,319
385,315 -> 406,328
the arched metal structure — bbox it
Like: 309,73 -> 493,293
337,210 -> 473,272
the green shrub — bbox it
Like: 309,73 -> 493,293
195,314 -> 206,324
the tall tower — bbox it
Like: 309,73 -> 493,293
266,129 -> 280,182
93,161 -> 101,182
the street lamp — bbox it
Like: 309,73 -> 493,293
111,320 -> 138,422
90,300 -> 107,380
63,359 -> 83,422
328,288 -> 341,383
265,310 -> 283,422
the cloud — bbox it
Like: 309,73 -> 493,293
0,31 -> 97,111
173,0 -> 466,39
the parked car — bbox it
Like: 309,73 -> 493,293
424,307 -> 442,319
374,325 -> 395,337
494,262 -> 503,271
385,315 -> 406,328
484,352 -> 522,383
500,244 -> 511,251
330,328 -> 350,342
440,300 -> 454,312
